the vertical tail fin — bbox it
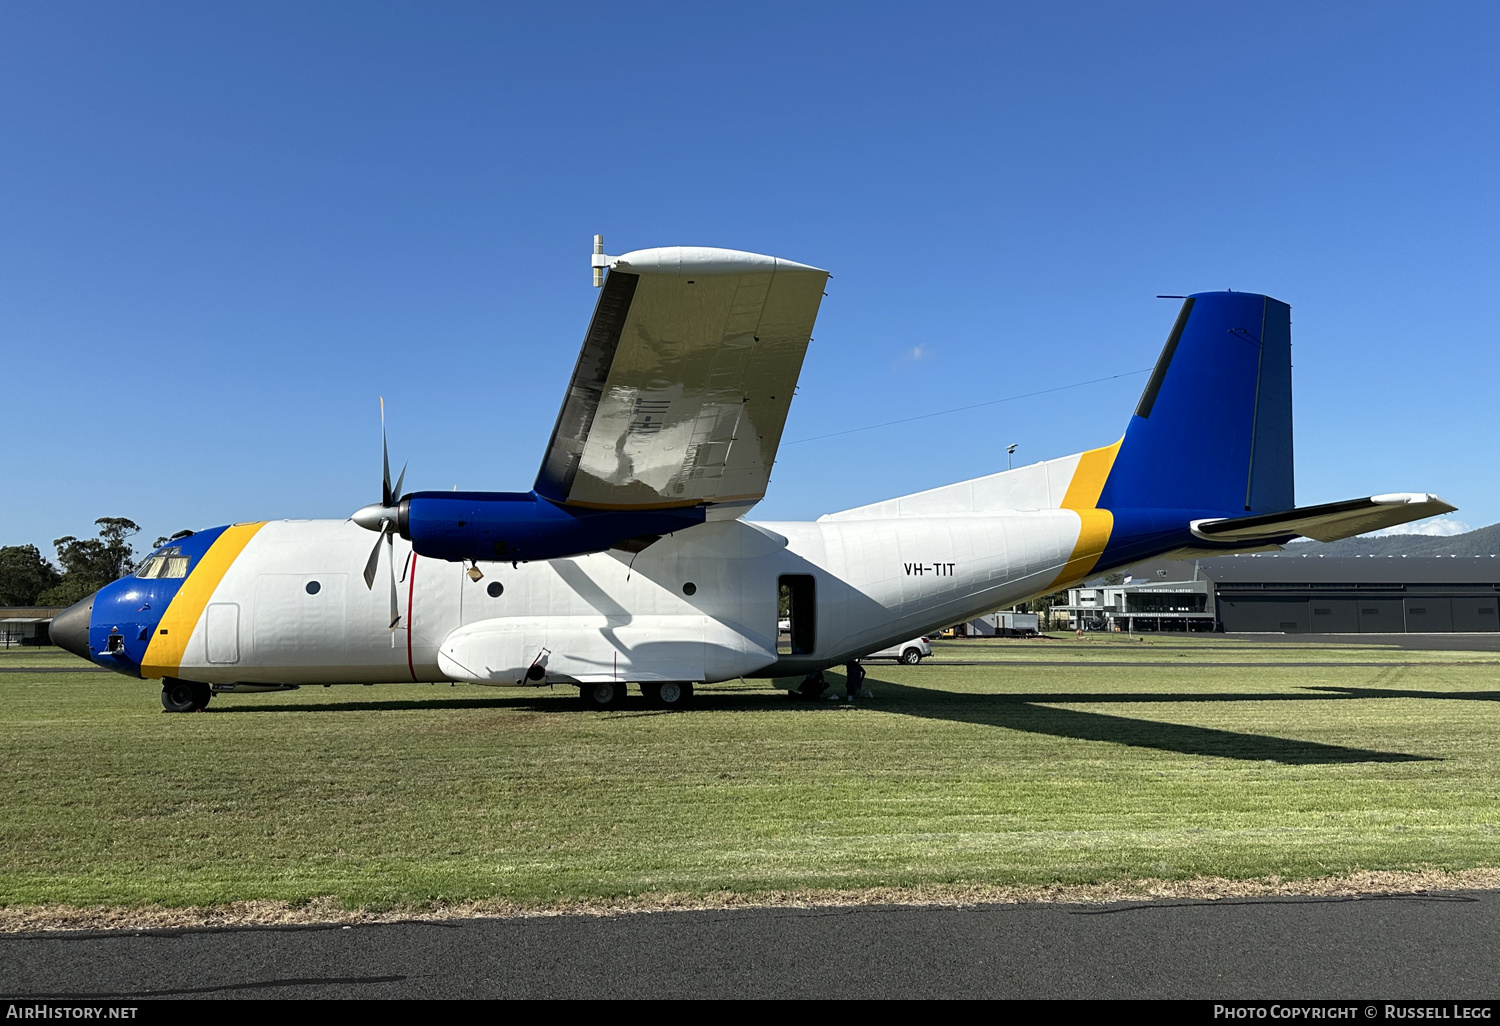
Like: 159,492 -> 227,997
1097,291 -> 1293,514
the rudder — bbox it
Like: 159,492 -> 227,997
1097,291 -> 1293,515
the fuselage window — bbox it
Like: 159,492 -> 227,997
778,574 -> 816,656
135,548 -> 191,579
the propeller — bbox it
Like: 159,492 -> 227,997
351,397 -> 407,630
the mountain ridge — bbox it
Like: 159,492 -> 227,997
1281,521 -> 1500,557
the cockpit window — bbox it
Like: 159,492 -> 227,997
135,547 -> 191,579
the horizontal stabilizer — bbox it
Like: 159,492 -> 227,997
1190,493 -> 1457,545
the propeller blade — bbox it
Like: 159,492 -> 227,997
380,396 -> 393,508
387,531 -> 401,629
392,461 -> 407,504
362,523 -> 387,590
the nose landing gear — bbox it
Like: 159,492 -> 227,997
161,678 -> 211,713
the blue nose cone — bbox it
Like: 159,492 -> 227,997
50,593 -> 95,660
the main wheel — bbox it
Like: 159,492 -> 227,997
161,678 -> 211,713
648,681 -> 694,710
899,648 -> 922,665
581,681 -> 626,710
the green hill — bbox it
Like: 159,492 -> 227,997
1283,521 -> 1500,557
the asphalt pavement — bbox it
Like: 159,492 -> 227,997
4,891 -> 1498,1000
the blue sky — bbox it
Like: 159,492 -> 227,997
3,1 -> 1495,555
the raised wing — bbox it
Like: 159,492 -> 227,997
535,246 -> 829,516
1191,492 -> 1457,544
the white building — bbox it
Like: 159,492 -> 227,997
1052,561 -> 1215,632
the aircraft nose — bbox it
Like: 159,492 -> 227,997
50,593 -> 95,660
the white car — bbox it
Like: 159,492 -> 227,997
862,637 -> 932,665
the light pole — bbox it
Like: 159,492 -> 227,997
1006,443 -> 1017,470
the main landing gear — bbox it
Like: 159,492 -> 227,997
161,678 -> 211,713
643,681 -> 694,709
581,681 -> 627,710
579,681 -> 696,710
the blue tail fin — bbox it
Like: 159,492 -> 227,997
1097,291 -> 1293,515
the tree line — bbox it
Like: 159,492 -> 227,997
0,519 -> 188,607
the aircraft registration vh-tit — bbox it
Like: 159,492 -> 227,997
51,242 -> 1455,712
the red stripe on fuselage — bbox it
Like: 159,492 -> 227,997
406,552 -> 417,682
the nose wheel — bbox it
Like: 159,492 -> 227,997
161,678 -> 212,713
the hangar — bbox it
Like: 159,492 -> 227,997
1208,555 -> 1500,634
1056,556 -> 1500,634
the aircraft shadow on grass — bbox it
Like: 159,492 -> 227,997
847,679 -> 1435,766
203,676 -> 1490,766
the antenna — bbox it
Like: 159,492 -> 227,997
592,234 -> 607,287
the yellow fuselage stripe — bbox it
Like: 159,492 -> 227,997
140,522 -> 266,679
1050,439 -> 1123,588
1051,507 -> 1115,589
1060,439 -> 1122,511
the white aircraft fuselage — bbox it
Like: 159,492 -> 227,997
49,247 -> 1455,709
86,501 -> 1089,689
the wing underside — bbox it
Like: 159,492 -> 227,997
536,247 -> 829,515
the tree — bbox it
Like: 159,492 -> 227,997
1019,588 -> 1070,630
0,545 -> 61,606
36,518 -> 141,606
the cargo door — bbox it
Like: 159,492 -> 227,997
778,574 -> 816,655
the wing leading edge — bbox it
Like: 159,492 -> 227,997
535,247 -> 829,517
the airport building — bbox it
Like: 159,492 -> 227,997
1054,564 -> 1215,632
1054,555 -> 1500,634
0,607 -> 60,648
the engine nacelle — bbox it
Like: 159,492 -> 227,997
398,490 -> 705,563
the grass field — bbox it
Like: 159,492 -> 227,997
2,635 -> 1498,912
